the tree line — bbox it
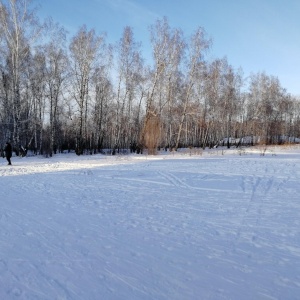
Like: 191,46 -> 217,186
1,0 -> 299,156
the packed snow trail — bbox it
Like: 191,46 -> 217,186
0,147 -> 300,299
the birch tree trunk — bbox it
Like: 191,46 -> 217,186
69,25 -> 104,155
175,27 -> 211,150
0,0 -> 42,149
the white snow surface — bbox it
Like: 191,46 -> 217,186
1,146 -> 300,300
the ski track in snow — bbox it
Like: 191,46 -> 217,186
0,147 -> 300,299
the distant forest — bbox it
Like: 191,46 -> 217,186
1,0 -> 299,156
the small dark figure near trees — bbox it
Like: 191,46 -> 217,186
4,142 -> 12,165
112,145 -> 117,155
130,141 -> 137,153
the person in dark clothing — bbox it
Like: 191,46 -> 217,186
4,142 -> 12,165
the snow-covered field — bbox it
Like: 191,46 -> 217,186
1,145 -> 300,300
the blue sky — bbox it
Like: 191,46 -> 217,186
35,0 -> 300,95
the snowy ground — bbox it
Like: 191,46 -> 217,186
1,145 -> 300,300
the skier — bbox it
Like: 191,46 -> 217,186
4,142 -> 12,165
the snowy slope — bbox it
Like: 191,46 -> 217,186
1,146 -> 300,299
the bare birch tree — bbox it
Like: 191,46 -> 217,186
43,21 -> 69,156
174,27 -> 211,150
142,17 -> 185,152
0,0 -> 42,149
114,26 -> 144,151
28,50 -> 46,154
69,25 -> 104,155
